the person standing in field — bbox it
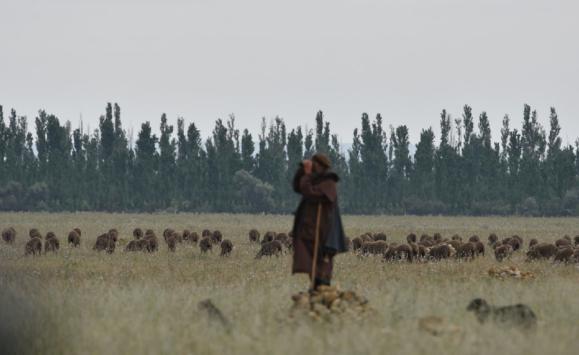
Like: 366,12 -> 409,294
291,153 -> 348,290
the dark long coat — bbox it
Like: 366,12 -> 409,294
291,169 -> 347,281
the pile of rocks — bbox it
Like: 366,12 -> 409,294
290,286 -> 370,321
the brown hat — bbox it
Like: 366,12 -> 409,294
312,153 -> 331,169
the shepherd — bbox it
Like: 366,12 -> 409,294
291,153 -> 348,291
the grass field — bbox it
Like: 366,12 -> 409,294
1,213 -> 578,355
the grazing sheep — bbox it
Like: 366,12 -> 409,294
526,243 -> 557,261
410,242 -> 429,260
574,235 -> 579,247
360,240 -> 388,255
44,232 -> 60,253
163,228 -> 174,242
262,231 -> 276,244
428,243 -> 455,260
94,232 -> 116,254
211,230 -> 223,244
166,233 -> 177,252
255,240 -> 283,258
385,244 -> 413,262
199,237 -> 212,253
553,247 -> 574,263
67,230 -> 81,247
503,237 -> 521,251
360,233 -> 373,243
488,233 -> 498,247
220,239 -> 233,256
73,228 -> 82,236
448,239 -> 462,251
249,229 -> 261,243
406,233 -> 417,244
182,230 -> 192,242
473,241 -> 485,256
512,235 -> 524,246
189,232 -> 199,244
433,233 -> 443,242
108,229 -> 119,243
373,233 -> 387,242
25,237 -> 42,256
456,242 -> 476,260
145,229 -> 156,238
143,233 -> 158,253
452,234 -> 463,242
555,238 -> 571,248
351,237 -> 363,252
2,227 -> 16,244
468,235 -> 480,243
466,298 -> 537,329
529,238 -> 538,249
202,229 -> 212,238
133,228 -> 144,239
494,244 -> 513,262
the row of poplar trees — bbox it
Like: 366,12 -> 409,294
1,103 -> 578,215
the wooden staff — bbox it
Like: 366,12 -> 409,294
310,202 -> 322,291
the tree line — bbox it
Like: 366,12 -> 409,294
0,103 -> 578,216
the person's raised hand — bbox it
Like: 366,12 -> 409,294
302,160 -> 313,175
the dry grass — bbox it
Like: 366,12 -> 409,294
1,213 -> 578,355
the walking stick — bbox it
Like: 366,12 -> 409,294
310,202 -> 322,291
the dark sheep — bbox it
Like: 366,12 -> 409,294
143,234 -> 158,252
262,231 -> 276,244
373,233 -> 387,242
466,298 -> 537,329
468,235 -> 480,243
2,227 -> 16,244
25,237 -> 42,256
163,228 -> 175,242
249,229 -> 261,243
220,239 -> 233,256
182,230 -> 192,242
433,233 -> 443,243
494,244 -> 513,262
255,240 -> 283,258
406,233 -> 417,244
503,237 -> 521,252
44,232 -> 60,253
360,240 -> 388,255
125,239 -> 143,252
553,247 -> 575,263
166,233 -> 177,252
529,238 -> 538,249
133,228 -> 144,239
555,238 -> 571,248
274,233 -> 291,249
456,242 -> 476,260
428,243 -> 455,260
145,229 -> 156,238
202,229 -> 212,238
199,237 -> 212,253
189,232 -> 199,244
68,230 -> 81,247
526,243 -> 557,261
419,234 -> 431,243
512,235 -> 524,246
211,230 -> 223,244
29,228 -> 42,239
409,242 -> 428,260
473,241 -> 485,256
94,232 -> 116,254
452,234 -> 463,242
384,244 -> 413,262
488,233 -> 498,247
448,239 -> 462,251
351,237 -> 363,252
108,229 -> 119,243
360,233 -> 373,243
73,228 -> 82,237
574,235 -> 579,247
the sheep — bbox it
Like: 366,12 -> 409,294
44,232 -> 60,253
220,239 -> 233,256
384,244 -> 413,262
553,247 -> 575,263
166,232 -> 177,252
143,233 -> 158,252
67,230 -> 81,247
163,228 -> 174,242
211,230 -> 223,244
487,233 -> 498,247
473,241 -> 485,257
125,239 -> 142,252
108,229 -> 119,243
189,232 -> 199,244
466,298 -> 537,329
529,238 -> 538,249
360,241 -> 388,255
351,237 -> 363,252
526,243 -> 557,261
94,232 -> 116,254
456,242 -> 476,260
427,243 -> 455,260
406,233 -> 417,244
512,235 -> 524,246
448,239 -> 462,252
574,235 -> 579,247
133,228 -> 144,239
199,237 -> 212,253
249,229 -> 261,243
494,244 -> 513,262
25,237 -> 42,256
360,233 -> 373,243
373,233 -> 387,242
410,242 -> 429,260
503,237 -> 521,252
29,228 -> 42,239
468,235 -> 480,243
433,233 -> 443,242
262,231 -> 276,244
452,234 -> 463,242
555,238 -> 571,248
255,240 -> 283,258
2,227 -> 16,244
202,229 -> 212,238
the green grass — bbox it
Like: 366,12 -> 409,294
1,213 -> 578,355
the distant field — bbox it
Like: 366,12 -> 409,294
1,213 -> 578,355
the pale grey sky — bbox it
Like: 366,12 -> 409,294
1,0 -> 578,145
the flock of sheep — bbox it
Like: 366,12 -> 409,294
2,226 -> 579,264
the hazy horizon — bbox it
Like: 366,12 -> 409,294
1,0 -> 578,146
